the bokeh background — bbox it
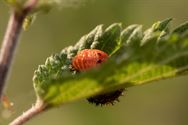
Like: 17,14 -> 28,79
0,0 -> 188,125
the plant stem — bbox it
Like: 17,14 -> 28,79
0,8 -> 24,102
0,0 -> 38,101
10,99 -> 47,125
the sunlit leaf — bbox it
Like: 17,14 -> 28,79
33,19 -> 188,107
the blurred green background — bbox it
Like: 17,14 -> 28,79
0,0 -> 188,125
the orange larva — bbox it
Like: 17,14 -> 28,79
72,49 -> 108,71
72,49 -> 124,106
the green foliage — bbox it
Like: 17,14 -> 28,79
33,19 -> 188,107
34,0 -> 61,13
4,0 -> 19,4
4,0 -> 25,5
4,0 -> 61,13
4,0 -> 61,30
4,0 -> 25,11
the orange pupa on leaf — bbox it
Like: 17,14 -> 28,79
72,49 -> 108,71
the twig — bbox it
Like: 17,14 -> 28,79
0,0 -> 38,101
0,1 -> 49,124
9,99 -> 47,125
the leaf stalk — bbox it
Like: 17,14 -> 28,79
10,99 -> 47,125
0,0 -> 38,102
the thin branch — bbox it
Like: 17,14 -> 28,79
9,99 -> 47,125
0,0 -> 38,101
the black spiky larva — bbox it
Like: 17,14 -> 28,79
72,49 -> 125,106
87,89 -> 125,106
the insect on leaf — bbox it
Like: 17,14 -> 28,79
33,19 -> 188,107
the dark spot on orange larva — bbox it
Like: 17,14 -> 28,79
97,52 -> 102,56
97,59 -> 102,64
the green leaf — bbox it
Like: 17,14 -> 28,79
34,0 -> 61,13
33,19 -> 188,107
4,0 -> 17,4
4,0 -> 61,16
141,18 -> 172,45
3,0 -> 25,11
91,23 -> 122,55
4,0 -> 24,5
173,21 -> 188,35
